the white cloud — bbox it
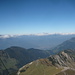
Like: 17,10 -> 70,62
0,33 -> 75,38
0,35 -> 13,38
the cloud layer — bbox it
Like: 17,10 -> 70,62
0,33 -> 75,38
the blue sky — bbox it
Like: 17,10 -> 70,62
0,0 -> 75,35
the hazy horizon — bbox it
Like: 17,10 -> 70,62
1,32 -> 75,38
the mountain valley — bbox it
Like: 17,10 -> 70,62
0,34 -> 75,50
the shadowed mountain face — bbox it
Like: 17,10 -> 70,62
0,46 -> 51,75
52,37 -> 75,53
0,34 -> 75,50
18,50 -> 75,75
5,46 -> 51,67
0,50 -> 18,75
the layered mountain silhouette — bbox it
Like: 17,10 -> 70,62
52,37 -> 75,53
0,46 -> 51,75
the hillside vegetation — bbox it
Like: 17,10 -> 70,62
0,46 -> 51,75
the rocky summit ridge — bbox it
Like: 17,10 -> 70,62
49,50 -> 75,68
18,50 -> 75,75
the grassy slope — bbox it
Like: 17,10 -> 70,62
56,69 -> 75,75
0,57 -> 18,74
1,57 -> 17,69
19,59 -> 62,75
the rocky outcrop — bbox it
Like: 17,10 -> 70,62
49,50 -> 75,68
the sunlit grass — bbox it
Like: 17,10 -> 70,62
20,59 -> 62,75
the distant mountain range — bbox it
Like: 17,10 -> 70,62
52,37 -> 75,53
18,50 -> 75,75
0,46 -> 51,75
0,34 -> 75,49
